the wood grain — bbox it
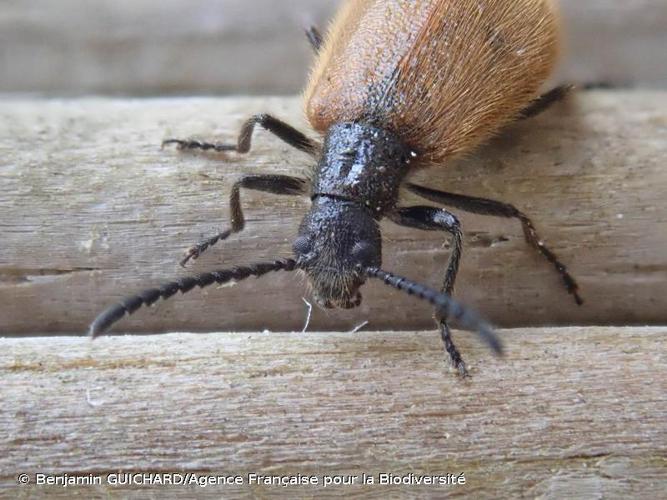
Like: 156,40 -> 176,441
1,91 -> 665,334
0,0 -> 666,95
1,327 -> 665,497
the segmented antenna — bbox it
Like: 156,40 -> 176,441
89,258 -> 297,338
365,267 -> 502,355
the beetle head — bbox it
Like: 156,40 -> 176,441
293,197 -> 381,309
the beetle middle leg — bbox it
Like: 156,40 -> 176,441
388,206 -> 468,376
163,114 -> 319,157
518,84 -> 573,119
181,174 -> 309,266
406,183 -> 583,305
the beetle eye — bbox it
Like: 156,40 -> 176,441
292,236 -> 312,256
351,241 -> 376,266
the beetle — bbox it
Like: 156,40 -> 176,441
90,0 -> 583,376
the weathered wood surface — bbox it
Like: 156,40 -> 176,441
1,327 -> 665,498
0,91 -> 666,334
1,0 -> 666,95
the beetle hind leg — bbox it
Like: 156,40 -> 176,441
518,85 -> 574,119
306,26 -> 323,53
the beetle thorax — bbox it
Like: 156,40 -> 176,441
312,122 -> 413,217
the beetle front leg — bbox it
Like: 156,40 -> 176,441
181,174 -> 309,266
389,206 -> 468,377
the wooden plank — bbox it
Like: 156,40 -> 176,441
0,0 -> 666,95
1,91 -> 666,334
1,327 -> 665,498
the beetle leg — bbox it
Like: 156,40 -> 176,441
305,26 -> 323,53
181,174 -> 309,266
163,114 -> 320,157
518,84 -> 573,119
406,183 -> 583,305
388,206 -> 468,377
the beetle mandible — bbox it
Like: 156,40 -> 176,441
91,0 -> 583,376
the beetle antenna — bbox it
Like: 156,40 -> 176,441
365,267 -> 502,355
89,258 -> 297,339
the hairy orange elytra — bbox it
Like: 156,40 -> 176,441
306,0 -> 560,163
